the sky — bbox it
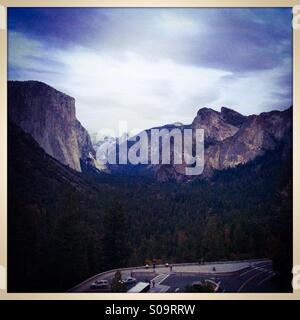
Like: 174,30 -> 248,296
8,8 -> 292,134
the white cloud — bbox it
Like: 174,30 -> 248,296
8,30 -> 291,135
157,11 -> 202,36
9,31 -> 42,68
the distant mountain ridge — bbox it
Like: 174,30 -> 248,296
8,80 -> 292,182
108,106 -> 292,182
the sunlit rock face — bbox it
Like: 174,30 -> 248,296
192,107 -> 239,144
104,105 -> 291,182
8,80 -> 96,172
154,106 -> 292,181
201,107 -> 292,176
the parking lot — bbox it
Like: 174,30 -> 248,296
70,259 -> 278,293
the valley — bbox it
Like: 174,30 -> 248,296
7,81 -> 292,293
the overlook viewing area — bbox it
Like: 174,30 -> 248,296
70,259 -> 276,293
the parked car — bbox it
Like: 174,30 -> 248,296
90,279 -> 109,289
145,264 -> 149,269
122,277 -> 137,285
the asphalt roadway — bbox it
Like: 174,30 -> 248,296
70,260 -> 278,293
163,262 -> 278,292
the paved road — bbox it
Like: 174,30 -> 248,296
70,259 -> 278,293
163,262 -> 277,292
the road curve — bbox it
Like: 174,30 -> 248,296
69,258 -> 275,293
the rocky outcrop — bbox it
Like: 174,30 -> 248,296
220,107 -> 247,128
144,106 -> 291,181
8,122 -> 97,194
192,107 -> 239,145
8,81 -> 96,172
203,107 -> 292,175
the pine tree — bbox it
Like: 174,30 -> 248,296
111,270 -> 126,292
102,200 -> 129,270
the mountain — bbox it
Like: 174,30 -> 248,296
8,122 -> 98,195
8,80 -> 98,172
8,81 -> 292,183
107,106 -> 292,182
192,107 -> 240,144
201,107 -> 292,176
91,133 -> 116,171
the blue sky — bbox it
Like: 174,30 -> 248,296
8,8 -> 292,133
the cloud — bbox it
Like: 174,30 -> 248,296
8,8 -> 292,133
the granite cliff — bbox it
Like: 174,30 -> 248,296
8,81 -> 97,172
116,106 -> 292,182
201,107 -> 292,176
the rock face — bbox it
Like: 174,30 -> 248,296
220,106 -> 247,127
8,122 -> 97,194
203,107 -> 292,175
8,81 -> 96,172
192,107 -> 239,144
105,104 -> 291,182
112,106 -> 292,182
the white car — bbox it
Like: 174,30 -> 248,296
122,277 -> 137,285
90,279 -> 109,289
